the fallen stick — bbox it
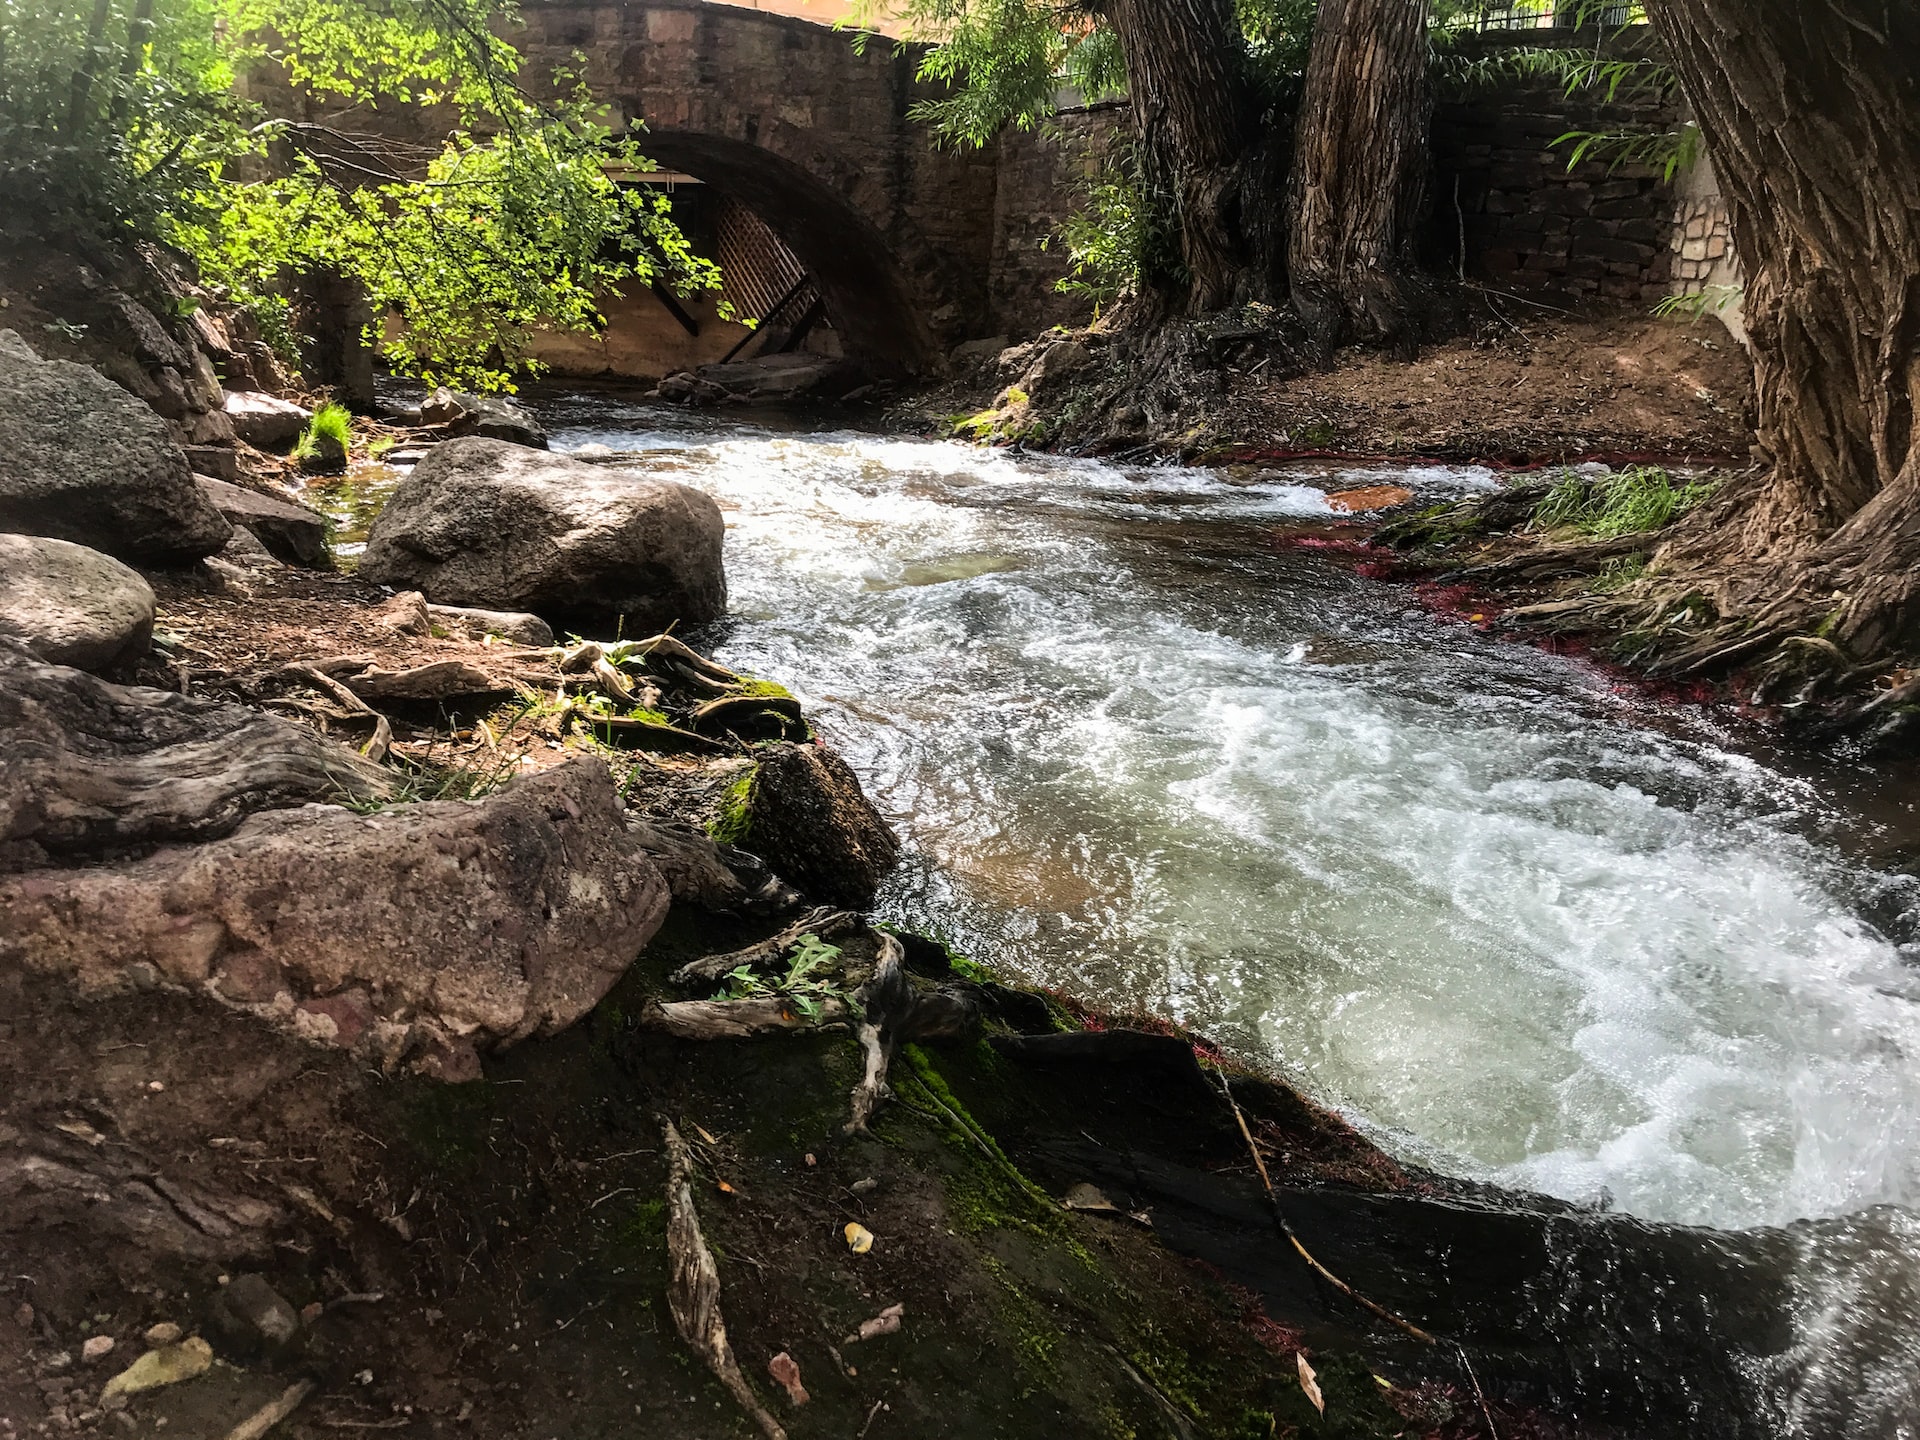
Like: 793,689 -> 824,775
220,1379 -> 317,1440
659,1116 -> 786,1440
1214,1068 -> 1436,1345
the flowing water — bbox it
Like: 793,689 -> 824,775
435,395 -> 1920,1432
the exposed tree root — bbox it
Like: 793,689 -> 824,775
642,994 -> 852,1040
658,1116 -> 787,1440
645,923 -> 982,1134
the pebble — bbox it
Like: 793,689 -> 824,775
11,1302 -> 32,1330
42,1352 -> 73,1376
80,1337 -> 115,1363
143,1323 -> 182,1346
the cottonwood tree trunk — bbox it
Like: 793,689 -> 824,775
1287,0 -> 1433,349
1102,0 -> 1281,310
1642,0 -> 1920,659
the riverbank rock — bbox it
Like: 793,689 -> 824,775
0,758 -> 668,1076
0,640 -> 393,867
196,475 -> 332,568
222,392 -> 312,450
0,535 -> 155,671
0,330 -> 231,562
359,438 -> 726,635
728,742 -> 901,908
420,387 -> 549,449
692,355 -> 844,401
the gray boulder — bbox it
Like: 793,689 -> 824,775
222,392 -> 311,450
420,387 -> 548,449
0,534 -> 155,670
0,330 -> 231,562
196,476 -> 332,569
359,438 -> 726,635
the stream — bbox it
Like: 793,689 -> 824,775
354,393 -> 1920,1434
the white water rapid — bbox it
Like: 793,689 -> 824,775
545,400 -> 1920,1244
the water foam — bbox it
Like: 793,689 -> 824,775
553,412 -> 1920,1233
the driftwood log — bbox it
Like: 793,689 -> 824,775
659,1116 -> 787,1440
0,639 -> 393,866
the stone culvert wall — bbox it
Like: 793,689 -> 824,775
985,103 -> 1127,338
1428,29 -> 1694,306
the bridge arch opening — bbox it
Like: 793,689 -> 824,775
635,131 -> 932,376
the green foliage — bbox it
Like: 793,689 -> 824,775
1654,283 -> 1744,319
718,933 -> 854,1020
1436,11 -> 1700,184
0,0 -> 719,392
1531,466 -> 1715,539
1049,145 -> 1185,306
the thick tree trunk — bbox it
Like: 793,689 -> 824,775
1642,0 -> 1920,657
1103,0 -> 1279,310
1286,0 -> 1433,348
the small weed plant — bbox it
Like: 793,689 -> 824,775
1532,466 -> 1715,540
720,933 -> 856,1020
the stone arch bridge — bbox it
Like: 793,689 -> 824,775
521,0 -> 1002,372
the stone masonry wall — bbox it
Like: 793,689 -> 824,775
985,105 -> 1125,339
1428,30 -> 1687,305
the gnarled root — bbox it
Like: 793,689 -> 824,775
659,1116 -> 787,1440
844,933 -> 982,1136
645,923 -> 982,1135
641,995 -> 851,1040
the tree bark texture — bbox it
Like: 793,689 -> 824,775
1104,0 -> 1279,309
1287,0 -> 1434,347
1642,0 -> 1920,654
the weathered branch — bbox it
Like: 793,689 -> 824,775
1,641 -> 393,865
659,1117 -> 787,1440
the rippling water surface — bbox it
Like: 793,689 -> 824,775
538,397 -> 1920,1246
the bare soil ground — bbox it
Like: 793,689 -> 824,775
1211,313 -> 1753,465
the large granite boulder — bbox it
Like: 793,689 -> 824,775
0,758 -> 668,1077
359,438 -> 726,635
0,330 -> 231,562
0,534 -> 155,670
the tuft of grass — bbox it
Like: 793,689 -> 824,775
294,401 -> 353,461
1589,553 -> 1650,593
341,745 -> 521,812
1532,465 -> 1714,539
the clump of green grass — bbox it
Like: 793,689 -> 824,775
293,401 -> 354,461
1532,465 -> 1715,539
341,744 -> 522,812
1589,553 -> 1650,593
